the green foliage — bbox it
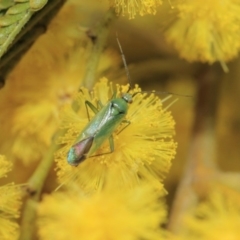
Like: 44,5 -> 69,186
0,0 -> 48,58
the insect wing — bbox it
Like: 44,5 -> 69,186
67,136 -> 94,166
74,103 -> 110,143
86,99 -> 128,156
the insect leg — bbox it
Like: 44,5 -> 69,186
116,120 -> 131,135
85,135 -> 114,159
97,100 -> 104,108
108,135 -> 114,152
85,100 -> 99,121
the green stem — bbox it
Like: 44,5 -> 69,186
18,130 -> 63,240
81,8 -> 117,90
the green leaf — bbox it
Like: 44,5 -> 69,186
29,0 -> 48,11
0,0 -> 14,10
0,12 -> 26,26
0,25 -> 15,44
6,2 -> 29,14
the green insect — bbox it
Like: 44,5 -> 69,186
67,38 -> 135,166
67,37 -> 190,166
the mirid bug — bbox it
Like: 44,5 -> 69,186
66,37 -> 189,167
67,38 -> 135,166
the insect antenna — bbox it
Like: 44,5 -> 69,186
116,34 -> 133,92
141,90 -> 192,98
132,90 -> 192,98
116,34 -> 192,99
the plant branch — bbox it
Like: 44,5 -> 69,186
81,8 -> 117,90
168,66 -> 222,233
18,130 -> 63,240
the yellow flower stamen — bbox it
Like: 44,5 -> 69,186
0,156 -> 21,240
111,0 -> 162,19
38,183 -> 167,240
180,190 -> 240,239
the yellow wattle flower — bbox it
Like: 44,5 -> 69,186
180,190 -> 240,240
164,0 -> 240,64
0,155 -> 21,240
56,78 -> 176,192
38,183 -> 167,240
111,0 -> 162,19
0,155 -> 12,178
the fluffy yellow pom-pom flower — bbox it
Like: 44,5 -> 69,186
164,0 -> 240,64
111,0 -> 162,19
180,190 -> 240,240
0,156 -> 22,240
56,78 -> 176,192
38,183 -> 167,240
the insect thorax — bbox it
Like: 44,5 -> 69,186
111,98 -> 129,116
